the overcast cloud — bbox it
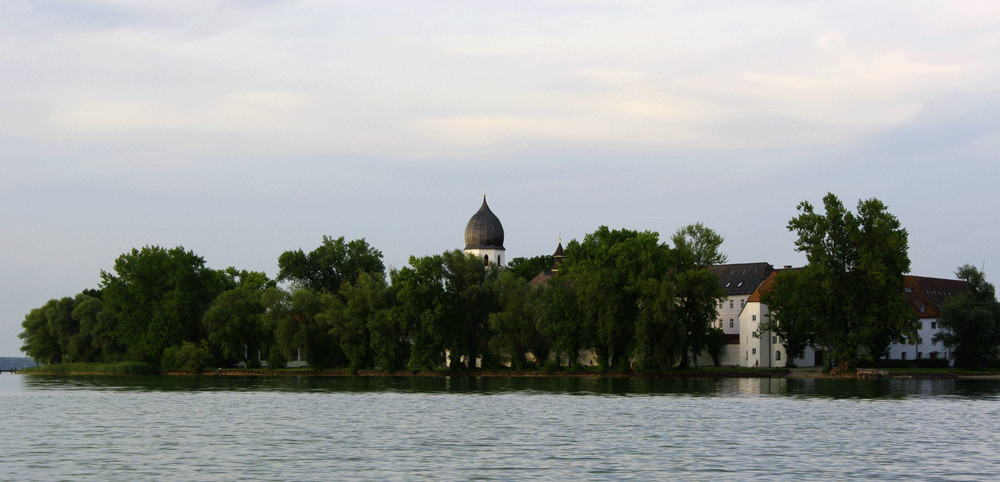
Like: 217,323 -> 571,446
2,1 -> 998,355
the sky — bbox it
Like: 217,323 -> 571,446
2,1 -> 999,356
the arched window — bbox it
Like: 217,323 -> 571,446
484,254 -> 489,265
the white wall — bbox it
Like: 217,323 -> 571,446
887,317 -> 950,362
463,247 -> 506,267
739,302 -> 819,368
715,294 -> 748,335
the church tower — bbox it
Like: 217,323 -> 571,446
464,195 -> 505,266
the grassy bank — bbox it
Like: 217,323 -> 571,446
23,361 -> 158,375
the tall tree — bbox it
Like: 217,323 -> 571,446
100,246 -> 233,364
534,275 -> 582,368
488,271 -> 541,369
934,265 -> 1000,368
202,271 -> 274,368
669,223 -> 728,368
785,193 -> 914,369
563,227 -> 670,370
438,250 -> 500,370
264,286 -> 344,369
633,278 -> 683,370
277,236 -> 384,294
391,254 -> 447,370
67,293 -> 115,363
326,271 -> 393,370
19,299 -> 65,364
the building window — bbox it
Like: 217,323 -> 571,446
901,352 -> 907,360
918,352 -> 923,359
752,315 -> 757,321
730,300 -> 734,309
730,320 -> 734,328
741,299 -> 745,307
752,348 -> 756,355
484,254 -> 489,265
772,336 -> 777,344
931,321 -> 937,329
775,351 -> 781,361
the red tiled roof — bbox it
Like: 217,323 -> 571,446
746,267 -> 802,303
745,269 -> 969,318
903,275 -> 968,318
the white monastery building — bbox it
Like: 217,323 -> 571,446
736,268 -> 967,367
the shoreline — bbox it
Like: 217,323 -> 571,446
19,367 -> 1000,380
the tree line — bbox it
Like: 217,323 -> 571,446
20,193 -> 1000,372
19,225 -> 730,372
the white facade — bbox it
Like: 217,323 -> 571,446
887,317 -> 951,362
739,300 -> 816,368
714,294 -> 746,335
695,344 -> 741,367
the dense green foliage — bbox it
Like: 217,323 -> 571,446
100,246 -> 234,364
506,255 -> 554,281
20,226 -> 730,372
768,193 -> 915,370
277,236 -> 384,293
25,197 -> 978,372
934,265 -> 1000,368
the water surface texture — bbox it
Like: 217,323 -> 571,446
3,375 -> 999,480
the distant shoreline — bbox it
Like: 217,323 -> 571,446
19,366 -> 1000,380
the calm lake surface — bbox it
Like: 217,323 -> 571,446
3,374 -> 1000,480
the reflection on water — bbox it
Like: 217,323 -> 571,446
17,373 -> 1000,399
4,374 -> 1000,480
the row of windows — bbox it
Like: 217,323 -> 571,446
718,299 -> 747,309
715,319 -> 736,329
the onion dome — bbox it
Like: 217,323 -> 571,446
464,196 -> 505,250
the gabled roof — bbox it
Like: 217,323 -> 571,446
904,276 -> 968,318
746,269 -> 969,318
746,267 -> 799,303
708,262 -> 775,296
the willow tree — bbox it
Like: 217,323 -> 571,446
563,227 -> 671,371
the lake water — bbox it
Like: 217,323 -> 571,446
3,374 -> 1000,480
